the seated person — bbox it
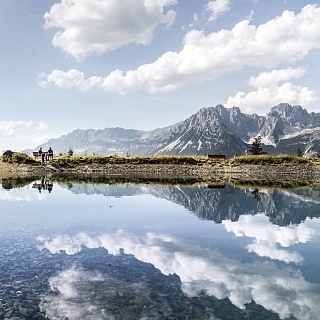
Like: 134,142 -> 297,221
48,147 -> 54,160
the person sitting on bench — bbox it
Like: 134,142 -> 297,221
48,147 -> 54,160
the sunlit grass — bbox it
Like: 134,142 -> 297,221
1,152 -> 38,165
36,153 -> 320,166
229,154 -> 316,165
54,154 -> 223,166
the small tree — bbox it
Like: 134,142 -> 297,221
249,136 -> 263,155
297,148 -> 303,157
67,148 -> 74,156
316,149 -> 320,159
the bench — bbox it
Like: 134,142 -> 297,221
208,154 -> 226,160
207,184 -> 225,189
33,152 -> 53,160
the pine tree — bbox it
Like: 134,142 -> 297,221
297,148 -> 303,157
249,136 -> 263,155
68,148 -> 74,156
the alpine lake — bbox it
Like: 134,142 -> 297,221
1,173 -> 320,320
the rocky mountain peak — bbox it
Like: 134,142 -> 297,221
270,103 -> 309,127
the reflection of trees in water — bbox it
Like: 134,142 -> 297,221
56,174 -> 205,186
1,176 -> 39,189
251,188 -> 261,201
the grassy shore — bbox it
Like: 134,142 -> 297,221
2,152 -> 319,166
47,153 -> 320,166
1,152 -> 320,168
1,153 -> 320,184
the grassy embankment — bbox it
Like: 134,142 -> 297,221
1,152 -> 320,167
1,153 -> 320,188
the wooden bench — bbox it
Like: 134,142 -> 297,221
33,152 -> 53,160
207,184 -> 225,189
208,154 -> 226,160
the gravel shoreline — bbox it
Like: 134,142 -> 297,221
1,161 -> 320,184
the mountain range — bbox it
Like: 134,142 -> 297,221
32,103 -> 320,157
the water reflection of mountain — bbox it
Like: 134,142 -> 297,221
60,183 -> 143,198
64,183 -> 320,226
148,185 -> 320,226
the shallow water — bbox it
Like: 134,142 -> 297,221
1,176 -> 320,319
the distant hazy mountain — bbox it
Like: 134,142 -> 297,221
30,103 -> 320,157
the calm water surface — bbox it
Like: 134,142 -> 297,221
1,176 -> 320,320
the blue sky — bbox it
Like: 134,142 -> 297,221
0,0 -> 319,152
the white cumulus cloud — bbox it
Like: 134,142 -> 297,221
0,121 -> 50,152
248,67 -> 306,88
225,67 -> 317,112
40,4 -> 320,94
39,69 -> 98,90
205,0 -> 231,21
0,121 -> 33,137
43,0 -> 177,60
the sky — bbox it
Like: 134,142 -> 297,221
0,0 -> 320,152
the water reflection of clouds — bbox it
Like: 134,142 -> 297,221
39,264 -> 218,320
223,214 -> 316,264
37,231 -> 320,320
247,242 -> 304,264
40,266 -> 107,319
0,187 -> 47,202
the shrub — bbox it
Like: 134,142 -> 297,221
12,152 -> 38,164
